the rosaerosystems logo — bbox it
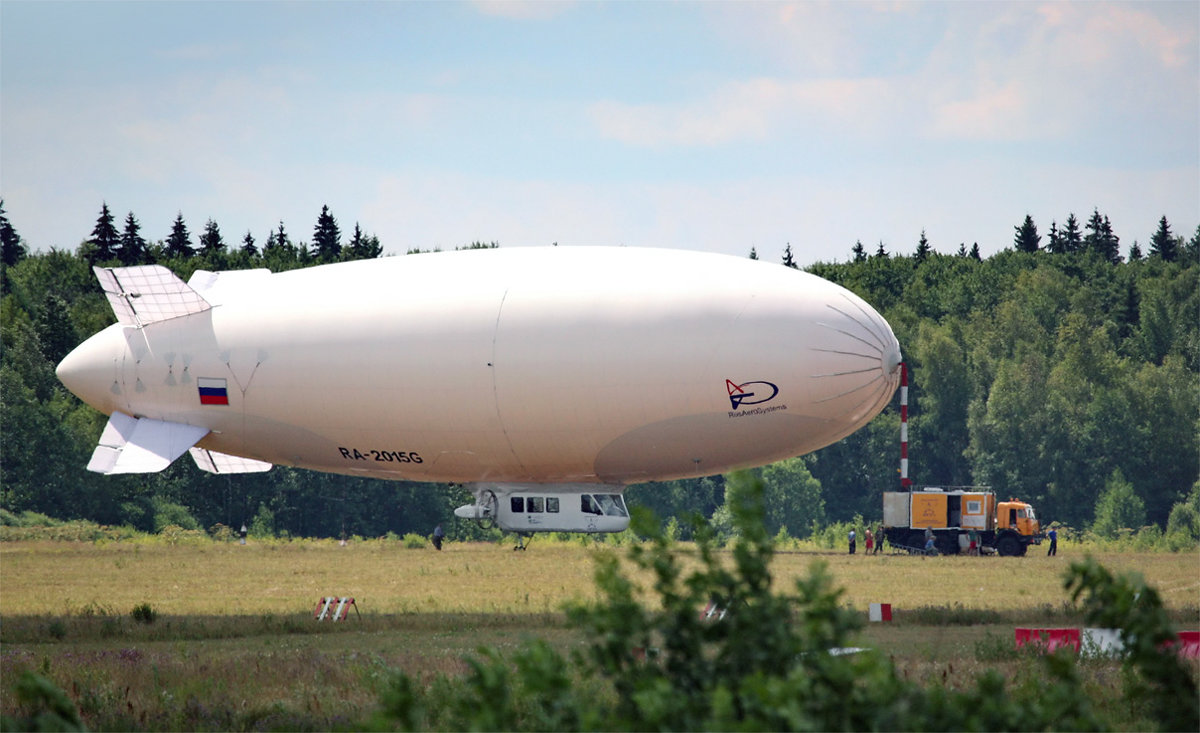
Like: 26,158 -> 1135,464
725,379 -> 779,410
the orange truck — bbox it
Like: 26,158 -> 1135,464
882,487 -> 1042,556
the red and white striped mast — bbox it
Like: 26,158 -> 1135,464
900,362 -> 912,490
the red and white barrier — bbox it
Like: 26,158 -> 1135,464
1168,630 -> 1199,658
1017,627 -> 1198,658
869,603 -> 892,622
1015,627 -> 1080,652
1082,627 -> 1123,656
313,596 -> 358,621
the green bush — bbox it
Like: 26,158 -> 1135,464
130,602 -> 157,625
372,471 -> 1196,731
151,497 -> 199,532
248,504 -> 275,538
157,524 -> 207,546
0,672 -> 85,732
208,523 -> 234,542
401,533 -> 428,549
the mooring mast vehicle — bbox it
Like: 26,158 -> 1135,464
881,487 -> 1041,556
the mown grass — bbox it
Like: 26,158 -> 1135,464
2,539 -> 1197,730
3,537 -> 1195,617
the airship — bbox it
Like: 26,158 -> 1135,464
56,247 -> 902,540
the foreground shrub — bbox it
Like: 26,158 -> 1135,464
130,603 -> 157,625
371,471 -> 1196,731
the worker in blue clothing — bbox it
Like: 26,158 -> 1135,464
1047,526 -> 1058,556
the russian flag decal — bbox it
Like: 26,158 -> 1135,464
198,377 -> 229,406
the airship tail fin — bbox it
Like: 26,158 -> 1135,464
93,265 -> 211,327
189,447 -> 273,474
87,412 -> 274,475
87,412 -> 208,474
187,268 -> 272,306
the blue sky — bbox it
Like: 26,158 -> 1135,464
3,1 -> 1197,266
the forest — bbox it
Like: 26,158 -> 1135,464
1,201 -> 1197,544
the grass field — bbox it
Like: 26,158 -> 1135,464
2,538 -> 1197,617
2,538 -> 1198,730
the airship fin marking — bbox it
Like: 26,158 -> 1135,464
94,265 -> 211,328
86,412 -> 209,474
189,447 -> 273,474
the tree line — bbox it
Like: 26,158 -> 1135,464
1,200 -> 1197,542
54,201 -> 384,273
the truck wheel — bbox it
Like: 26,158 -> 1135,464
939,532 -> 960,555
909,532 -> 928,553
996,535 -> 1020,557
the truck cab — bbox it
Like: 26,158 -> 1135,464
997,500 -> 1040,538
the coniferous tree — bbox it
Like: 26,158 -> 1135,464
781,243 -> 797,268
874,241 -> 887,258
0,199 -> 26,267
1084,208 -> 1120,263
118,212 -> 148,265
199,219 -> 225,256
1084,209 -> 1105,251
914,230 -> 932,262
1128,241 -> 1143,262
163,212 -> 194,259
240,231 -> 258,258
851,240 -> 866,262
88,202 -> 120,262
1013,215 -> 1040,253
265,221 -> 295,260
1061,213 -> 1083,253
1186,224 -> 1200,264
969,242 -> 981,260
1100,215 -> 1120,263
347,223 -> 382,259
262,228 -> 279,256
955,242 -> 967,257
748,246 -> 758,260
1148,216 -> 1177,262
1046,220 -> 1064,254
312,205 -> 341,262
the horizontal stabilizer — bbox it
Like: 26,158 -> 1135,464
94,265 -> 210,327
87,412 -> 208,474
190,447 -> 273,474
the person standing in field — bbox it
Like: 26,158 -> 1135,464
875,524 -> 884,554
1047,526 -> 1058,556
848,528 -> 856,554
432,523 -> 445,551
864,528 -> 874,554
